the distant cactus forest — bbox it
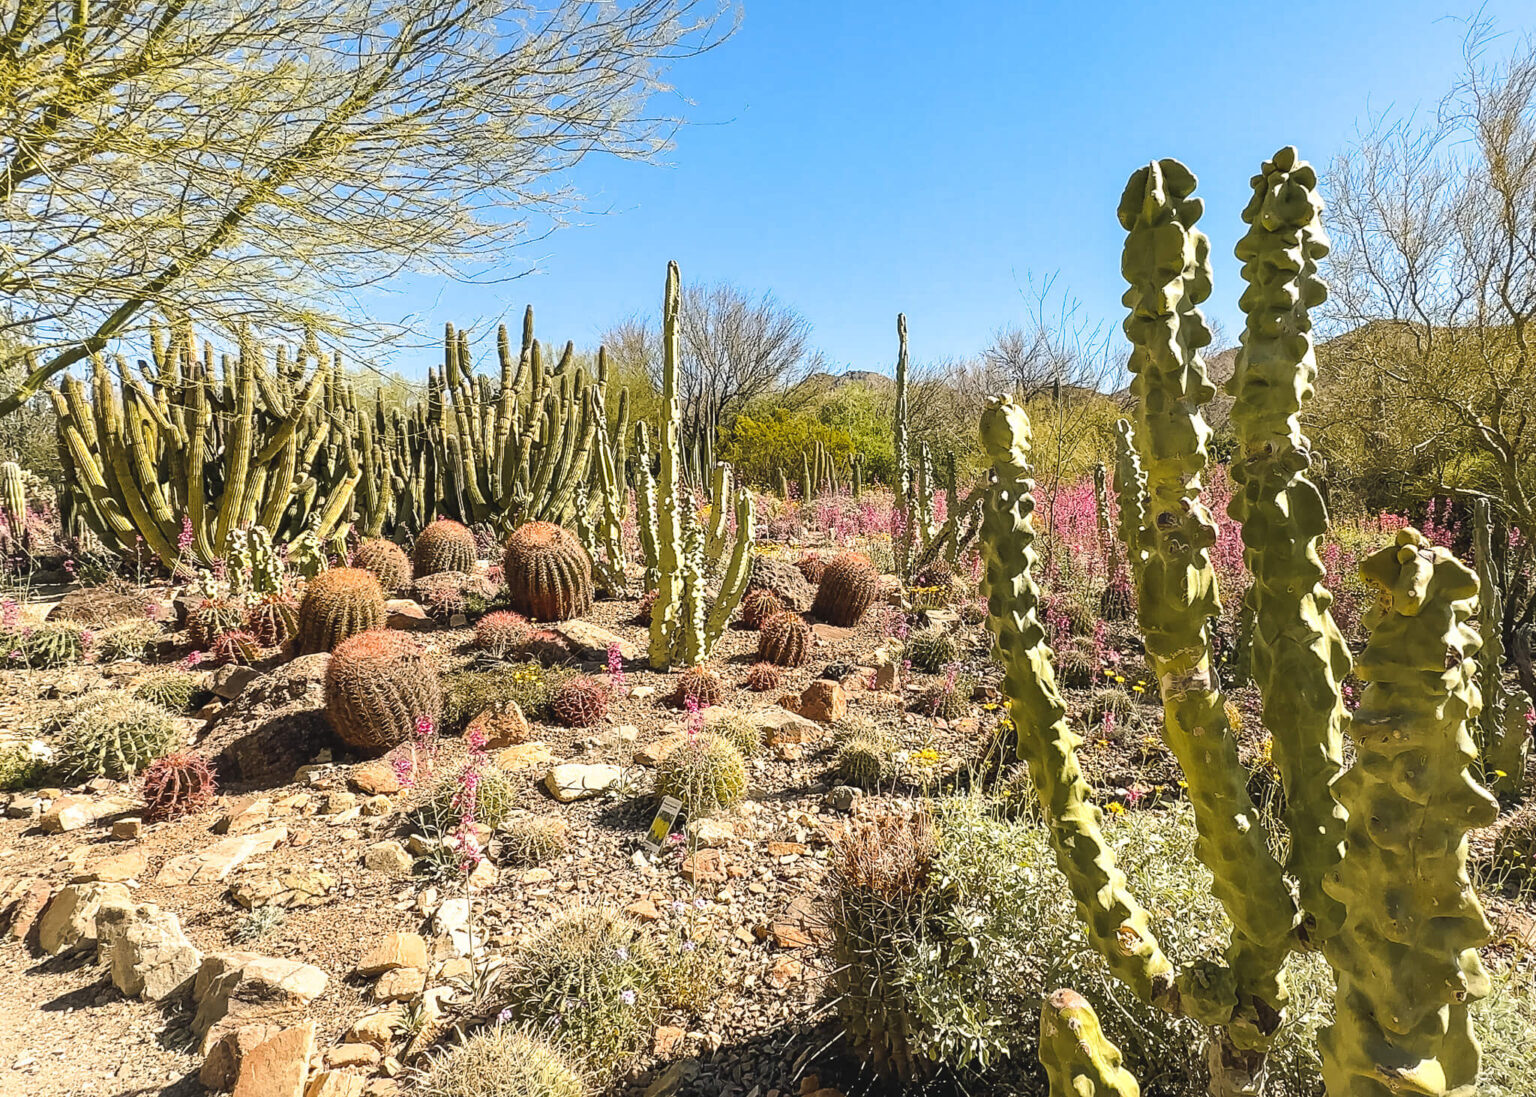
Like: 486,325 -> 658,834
1,5 -> 1535,1097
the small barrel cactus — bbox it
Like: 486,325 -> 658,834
419,1024 -> 585,1097
246,593 -> 298,648
187,597 -> 248,650
703,708 -> 763,759
502,814 -> 572,865
296,567 -> 386,654
141,750 -> 217,822
921,673 -> 975,720
745,662 -> 784,693
19,622 -> 85,668
502,521 -> 594,622
738,587 -> 786,629
416,762 -> 517,834
413,572 -> 469,623
133,669 -> 203,712
354,537 -> 414,593
811,552 -> 880,626
1055,641 -> 1099,689
413,519 -> 477,578
324,629 -> 443,751
674,666 -> 724,709
797,553 -> 827,584
56,695 -> 181,780
206,629 -> 262,668
473,610 -> 531,657
836,730 -> 896,789
757,611 -> 811,668
655,732 -> 748,817
905,627 -> 959,673
551,674 -> 610,728
1098,570 -> 1136,621
636,589 -> 660,624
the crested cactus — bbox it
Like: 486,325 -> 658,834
757,610 -> 811,668
502,521 -> 594,623
1472,498 -> 1532,798
296,567 -> 386,654
811,552 -> 880,627
324,629 -> 443,751
1226,146 -> 1350,942
354,538 -> 413,594
1039,989 -> 1140,1097
413,518 -> 476,577
1320,529 -> 1499,1097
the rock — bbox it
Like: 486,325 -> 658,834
111,817 -> 143,840
625,899 -> 662,923
193,953 -> 328,1042
215,797 -> 275,835
770,896 -> 828,951
100,902 -> 203,1000
384,600 -> 433,630
156,826 -> 288,886
687,818 -> 737,847
39,793 -> 136,834
373,967 -> 425,1002
680,850 -> 727,885
231,869 -> 336,910
748,555 -> 814,612
213,665 -> 262,700
37,882 -> 130,955
6,795 -> 43,820
466,860 -> 497,889
363,841 -> 413,877
825,786 -> 862,812
320,791 -> 357,815
543,764 -> 621,802
551,620 -> 640,662
4,879 -> 52,943
72,847 -> 147,883
519,867 -> 553,885
871,651 -> 901,692
231,1020 -> 315,1097
767,955 -> 803,989
348,760 -> 400,797
324,1044 -> 381,1069
644,1059 -> 701,1097
810,622 -> 854,643
754,707 -> 823,746
467,703 -> 532,748
796,680 -> 846,724
653,1024 -> 687,1057
306,1071 -> 365,1097
630,685 -> 657,701
202,1023 -> 284,1092
494,741 -> 552,770
199,654 -> 330,784
359,794 -> 392,817
359,932 -> 428,976
346,1011 -> 401,1049
635,732 -> 686,767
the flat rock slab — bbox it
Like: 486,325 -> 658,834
544,764 -> 621,802
156,826 -> 288,886
552,620 -> 640,662
40,794 -> 137,834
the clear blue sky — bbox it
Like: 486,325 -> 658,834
360,0 -> 1530,379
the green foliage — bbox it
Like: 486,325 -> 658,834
414,764 -> 518,836
231,905 -> 287,945
133,669 -> 204,713
420,1027 -> 585,1097
443,665 -> 566,729
54,695 -> 180,780
655,732 -> 747,818
722,407 -> 855,488
815,383 -> 899,486
0,742 -> 51,791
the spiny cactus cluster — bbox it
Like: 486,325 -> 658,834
811,552 -> 880,627
16,622 -> 85,668
474,610 -> 531,657
503,521 -> 593,622
738,587 -> 785,629
141,751 -> 217,822
919,673 -> 974,721
673,666 -> 724,709
419,1027 -> 585,1097
502,814 -> 572,866
702,708 -> 763,759
905,627 -> 958,673
354,538 -> 413,593
757,611 -> 811,668
297,567 -> 386,654
415,763 -> 517,834
551,674 -> 610,728
655,733 -> 747,817
413,518 -> 477,577
55,695 -> 181,780
324,629 -> 443,751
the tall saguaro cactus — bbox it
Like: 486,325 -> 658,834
1119,159 -> 1296,1088
1225,146 -> 1350,942
1321,528 -> 1499,1097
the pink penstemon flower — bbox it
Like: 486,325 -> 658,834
607,641 -> 625,695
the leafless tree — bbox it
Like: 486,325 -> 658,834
0,0 -> 734,415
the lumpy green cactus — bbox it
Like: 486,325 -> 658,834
1225,146 -> 1350,943
1471,497 -> 1532,798
1320,528 -> 1499,1097
1039,988 -> 1140,1097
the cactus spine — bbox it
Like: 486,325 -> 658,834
1320,529 -> 1499,1097
1226,147 -> 1350,942
1472,497 -> 1532,798
646,263 -> 756,669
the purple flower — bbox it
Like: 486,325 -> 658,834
620,989 -> 636,1006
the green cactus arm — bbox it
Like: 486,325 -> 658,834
649,262 -> 686,670
52,384 -> 136,546
1227,146 -> 1351,942
677,510 -> 709,666
979,397 -> 1175,1006
702,481 -> 756,655
1119,158 -> 1296,1059
704,462 -> 732,564
540,384 -> 599,525
213,344 -> 257,554
1319,528 -> 1499,1097
1039,989 -> 1141,1097
1473,498 -> 1532,795
92,358 -> 179,566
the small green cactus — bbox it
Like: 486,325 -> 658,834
187,597 -> 247,650
502,814 -> 571,866
133,669 -> 203,712
473,610 -> 532,658
905,626 -> 958,673
919,673 -> 974,721
325,629 -> 443,751
296,567 -> 386,654
92,618 -> 164,663
246,592 -> 298,648
19,622 -> 85,668
413,518 -> 477,577
415,763 -> 517,835
655,732 -> 747,817
0,461 -> 26,534
702,708 -> 763,759
738,587 -> 785,628
55,695 -> 181,780
419,1027 -> 585,1097
834,722 -> 897,789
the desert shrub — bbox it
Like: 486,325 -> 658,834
502,815 -> 571,866
863,536 -> 895,575
419,1027 -> 585,1097
0,741 -> 52,790
702,708 -> 763,759
53,695 -> 180,780
721,407 -> 855,488
654,733 -> 746,818
230,905 -> 287,945
133,669 -> 203,712
414,764 -> 518,836
443,665 -> 565,729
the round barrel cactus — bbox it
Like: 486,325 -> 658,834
811,552 -> 880,627
354,538 -> 413,593
296,567 -> 387,654
141,751 -> 217,822
413,519 -> 477,578
757,610 -> 811,668
738,588 -> 785,629
551,674 -> 610,728
502,521 -> 594,623
324,629 -> 443,751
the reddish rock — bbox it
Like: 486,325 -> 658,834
201,1023 -> 284,1091
680,849 -> 727,885
796,680 -> 846,724
231,1020 -> 315,1097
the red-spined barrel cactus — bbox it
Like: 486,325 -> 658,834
758,610 -> 811,668
325,629 -> 443,751
188,597 -> 247,650
141,751 -> 217,822
355,538 -> 413,593
296,567 -> 387,654
207,629 -> 262,667
413,519 -> 477,578
746,662 -> 784,692
551,675 -> 610,728
674,666 -> 724,709
502,521 -> 593,623
474,611 -> 531,657
739,588 -> 785,629
797,553 -> 827,584
246,593 -> 299,648
811,552 -> 880,627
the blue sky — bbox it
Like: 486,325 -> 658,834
361,0 -> 1529,379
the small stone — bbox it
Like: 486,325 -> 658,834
767,955 -> 803,989
495,741 -> 553,770
346,1011 -> 401,1049
39,793 -> 135,834
519,868 -> 554,886
363,841 -> 413,878
466,860 -> 497,889
201,1023 -> 283,1091
192,954 -> 328,1042
373,967 -> 425,1002
551,620 -> 640,662
644,1059 -> 700,1097
156,827 -> 289,887
306,1070 -> 366,1097
687,818 -> 736,847
360,932 -> 428,976
635,733 -> 686,767
543,764 -> 621,803
349,761 -> 401,796
321,792 -> 357,815
111,817 -> 143,840
754,708 -> 823,746
214,798 -> 274,835
625,899 -> 662,923
467,703 -> 532,749
101,903 -> 203,1000
324,1043 -> 382,1069
72,847 -> 148,884
213,665 -> 261,700
796,680 -> 846,724
680,850 -> 727,885
4,880 -> 52,943
653,1024 -> 686,1057
360,795 -> 392,817
384,600 -> 433,630
825,786 -> 861,812
630,685 -> 657,701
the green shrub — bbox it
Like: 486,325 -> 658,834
721,407 -> 855,488
420,1027 -> 585,1097
443,666 -> 566,730
654,733 -> 747,818
53,695 -> 181,780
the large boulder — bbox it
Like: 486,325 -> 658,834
37,882 -> 130,955
192,952 -> 328,1050
747,556 -> 814,613
98,901 -> 203,1000
197,655 -> 331,785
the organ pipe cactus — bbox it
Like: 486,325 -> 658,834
1472,497 -> 1532,798
645,263 -> 756,669
0,461 -> 25,534
1226,146 -> 1350,941
1320,528 -> 1499,1097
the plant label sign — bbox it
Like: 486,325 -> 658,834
643,795 -> 685,854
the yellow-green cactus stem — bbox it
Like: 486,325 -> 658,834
978,396 -> 1174,1006
1226,146 -> 1350,943
1119,158 -> 1296,1071
1472,498 -> 1532,798
1320,527 -> 1499,1097
649,262 -> 686,669
1039,988 -> 1140,1097
1110,418 -> 1149,586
